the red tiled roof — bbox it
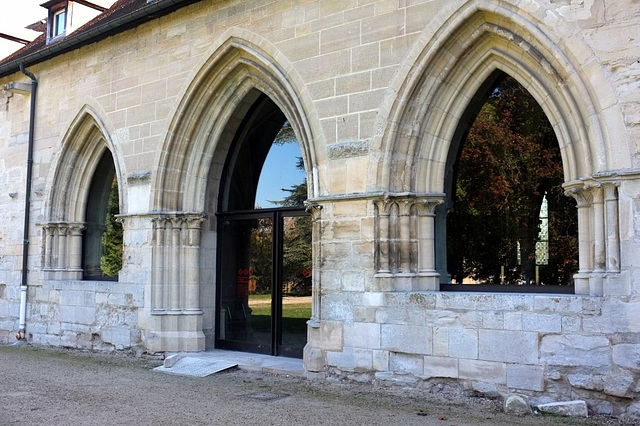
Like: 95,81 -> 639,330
0,0 -> 202,77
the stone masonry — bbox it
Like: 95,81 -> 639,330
0,0 -> 639,420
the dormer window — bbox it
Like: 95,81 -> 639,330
42,0 -> 69,43
42,1 -> 111,44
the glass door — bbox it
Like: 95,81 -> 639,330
216,209 -> 310,357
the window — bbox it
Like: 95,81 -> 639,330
443,73 -> 578,292
43,0 -> 69,43
52,9 -> 66,37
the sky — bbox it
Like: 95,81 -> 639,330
0,0 -> 46,58
0,0 -> 117,59
255,142 -> 306,208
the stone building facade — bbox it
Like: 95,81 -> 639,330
1,0 -> 639,419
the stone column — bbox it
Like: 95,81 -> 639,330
169,218 -> 182,312
58,225 -> 68,272
414,196 -> 444,291
373,198 -> 393,275
68,224 -> 85,272
591,185 -> 605,272
603,182 -> 620,272
43,225 -> 52,269
566,186 -> 593,295
184,215 -> 204,313
151,217 -> 167,313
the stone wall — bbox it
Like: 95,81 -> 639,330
0,0 -> 638,420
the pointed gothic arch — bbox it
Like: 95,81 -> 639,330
372,2 -> 625,295
152,33 -> 319,214
145,34 -> 319,352
42,107 -> 122,280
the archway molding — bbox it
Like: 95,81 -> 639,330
375,0 -> 626,194
152,30 -> 319,213
42,106 -> 120,279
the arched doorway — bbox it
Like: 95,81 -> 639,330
215,93 -> 311,358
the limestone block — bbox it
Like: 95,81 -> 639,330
479,330 -> 538,364
561,315 -> 581,333
352,42 -> 380,73
471,381 -> 500,398
433,326 -> 449,356
323,293 -> 360,322
603,374 -> 634,397
449,327 -> 478,359
459,359 -> 506,384
100,327 -> 132,348
568,374 -> 604,391
372,349 -> 389,371
423,355 -> 459,379
325,347 -> 373,372
522,313 -> 561,333
342,271 -> 365,292
482,311 -> 503,329
612,343 -> 640,370
381,323 -> 431,354
506,364 -> 544,391
504,394 -> 532,415
540,334 -> 610,369
533,295 -> 583,313
308,320 -> 343,351
343,322 -> 380,349
389,352 -> 423,375
504,312 -> 523,330
303,345 -> 326,373
536,400 -> 588,418
60,290 -> 94,307
58,306 -> 96,325
353,306 -> 376,322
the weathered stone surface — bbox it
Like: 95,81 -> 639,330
612,344 -> 640,370
479,330 -> 538,364
603,374 -> 634,397
540,335 -> 610,368
459,359 -> 506,384
536,400 -> 588,418
423,355 -> 459,378
624,401 -> 640,423
568,374 -> 604,391
504,394 -> 532,416
506,364 -> 544,391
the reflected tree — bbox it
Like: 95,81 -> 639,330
447,75 -> 578,285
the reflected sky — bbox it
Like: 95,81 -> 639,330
255,142 -> 306,208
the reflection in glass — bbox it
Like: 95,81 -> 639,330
280,215 -> 312,356
219,218 -> 273,349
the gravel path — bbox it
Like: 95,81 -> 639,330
0,344 -> 625,426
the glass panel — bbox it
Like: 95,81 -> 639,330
54,11 -> 66,36
279,215 -> 312,356
255,122 -> 306,209
219,217 -> 273,351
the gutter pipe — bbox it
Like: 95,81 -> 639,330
16,63 -> 37,341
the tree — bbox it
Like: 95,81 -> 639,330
100,177 -> 123,276
447,75 -> 578,285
